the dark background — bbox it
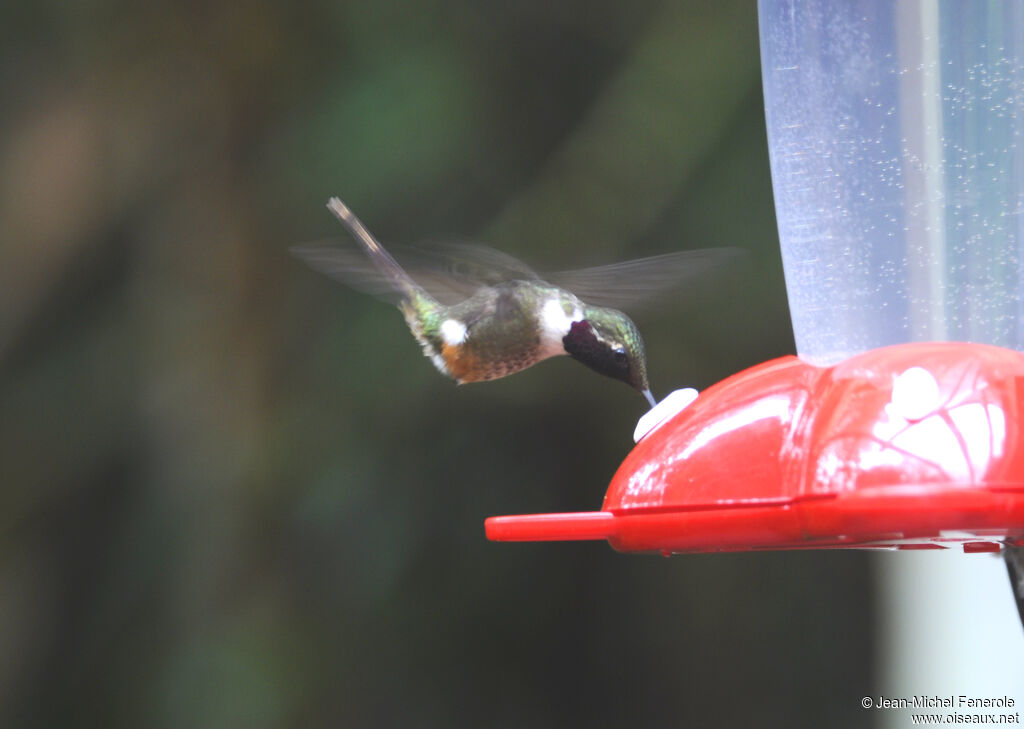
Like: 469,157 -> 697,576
0,0 -> 872,726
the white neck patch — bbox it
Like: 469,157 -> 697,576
538,297 -> 583,356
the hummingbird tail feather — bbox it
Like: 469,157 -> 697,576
326,198 -> 422,303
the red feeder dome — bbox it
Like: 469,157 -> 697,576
486,342 -> 1024,554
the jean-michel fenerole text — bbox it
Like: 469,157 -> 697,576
873,696 -> 1015,710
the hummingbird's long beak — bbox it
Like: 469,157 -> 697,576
642,389 -> 657,408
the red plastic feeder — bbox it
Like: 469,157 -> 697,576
486,342 -> 1024,554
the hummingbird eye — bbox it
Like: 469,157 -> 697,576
612,347 -> 628,364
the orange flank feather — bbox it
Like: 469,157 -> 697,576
441,343 -> 484,383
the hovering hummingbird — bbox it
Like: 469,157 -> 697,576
294,198 -> 732,406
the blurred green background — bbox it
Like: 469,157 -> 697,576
0,0 -> 872,726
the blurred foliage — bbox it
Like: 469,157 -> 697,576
0,0 -> 870,727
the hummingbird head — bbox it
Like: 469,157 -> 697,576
561,307 -> 653,404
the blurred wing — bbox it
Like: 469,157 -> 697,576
292,242 -> 398,301
413,240 -> 540,285
295,238 -> 741,310
290,241 -> 485,305
544,248 -> 743,310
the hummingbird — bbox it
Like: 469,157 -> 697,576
293,198 -> 732,407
